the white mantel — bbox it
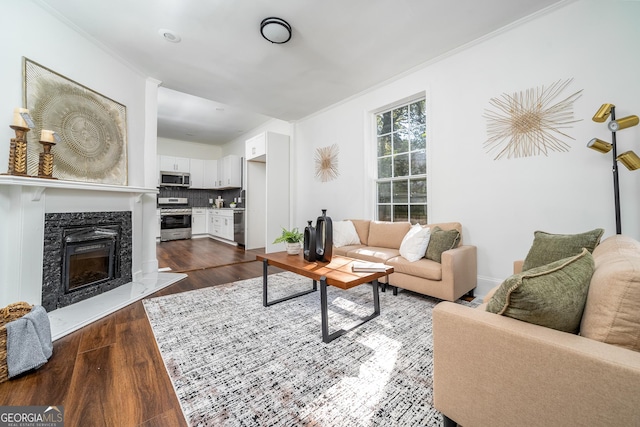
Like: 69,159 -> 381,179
0,175 -> 182,339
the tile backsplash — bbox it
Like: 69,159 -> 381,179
158,187 -> 244,208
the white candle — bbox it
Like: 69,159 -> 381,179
41,130 -> 55,143
12,107 -> 29,128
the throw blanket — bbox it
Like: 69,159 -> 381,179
5,305 -> 53,378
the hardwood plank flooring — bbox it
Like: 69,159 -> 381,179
0,238 -> 268,427
157,238 -> 257,273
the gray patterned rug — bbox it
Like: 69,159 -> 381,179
143,272 -> 476,426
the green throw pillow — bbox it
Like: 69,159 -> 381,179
425,226 -> 460,263
486,248 -> 594,334
521,228 -> 604,271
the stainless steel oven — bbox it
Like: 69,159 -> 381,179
158,197 -> 192,242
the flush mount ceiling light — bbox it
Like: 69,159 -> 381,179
260,17 -> 291,44
158,28 -> 181,43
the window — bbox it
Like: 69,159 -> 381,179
375,98 -> 427,224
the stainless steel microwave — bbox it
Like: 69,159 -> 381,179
159,171 -> 191,187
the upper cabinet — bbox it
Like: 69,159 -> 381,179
217,155 -> 242,189
157,155 -> 240,189
246,133 -> 266,162
204,159 -> 218,189
189,158 -> 205,188
159,155 -> 190,173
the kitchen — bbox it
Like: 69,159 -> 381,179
157,153 -> 246,247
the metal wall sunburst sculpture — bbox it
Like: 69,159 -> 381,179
483,79 -> 583,160
314,143 -> 339,182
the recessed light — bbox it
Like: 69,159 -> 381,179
159,29 -> 181,43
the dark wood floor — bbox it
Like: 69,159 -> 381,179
0,238 -> 266,427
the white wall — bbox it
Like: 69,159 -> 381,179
157,137 -> 222,159
0,1 -> 158,280
293,0 -> 640,296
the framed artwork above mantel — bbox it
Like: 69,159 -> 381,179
22,57 -> 128,185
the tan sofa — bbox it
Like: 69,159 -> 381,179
333,220 -> 477,301
432,234 -> 640,427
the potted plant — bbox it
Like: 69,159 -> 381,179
273,227 -> 304,255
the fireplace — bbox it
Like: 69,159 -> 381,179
63,226 -> 120,293
42,211 -> 132,311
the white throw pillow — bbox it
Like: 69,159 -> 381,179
332,220 -> 361,248
399,224 -> 431,262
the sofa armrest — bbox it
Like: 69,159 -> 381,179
433,302 -> 640,427
441,245 -> 477,297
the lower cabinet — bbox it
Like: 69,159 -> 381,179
192,208 -> 207,235
207,209 -> 234,241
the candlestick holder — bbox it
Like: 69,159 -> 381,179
37,139 -> 57,179
8,125 -> 30,176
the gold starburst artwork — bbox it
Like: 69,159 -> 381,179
314,144 -> 339,182
483,79 -> 582,160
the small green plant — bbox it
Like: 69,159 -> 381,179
273,227 -> 304,244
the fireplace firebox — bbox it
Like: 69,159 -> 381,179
62,226 -> 120,292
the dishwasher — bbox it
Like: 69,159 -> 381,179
233,210 -> 245,247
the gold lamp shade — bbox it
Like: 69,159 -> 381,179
617,151 -> 640,171
608,115 -> 640,132
587,138 -> 613,153
592,103 -> 615,122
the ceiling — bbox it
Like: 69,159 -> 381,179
36,0 -> 567,145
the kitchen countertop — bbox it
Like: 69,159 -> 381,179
208,207 -> 245,210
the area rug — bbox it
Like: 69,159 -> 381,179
143,272 -> 477,426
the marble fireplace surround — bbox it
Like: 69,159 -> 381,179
0,176 -> 186,340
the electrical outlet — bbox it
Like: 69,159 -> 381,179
209,199 -> 213,204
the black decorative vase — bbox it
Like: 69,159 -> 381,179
303,220 -> 316,262
315,209 -> 333,262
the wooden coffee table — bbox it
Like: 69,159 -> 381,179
256,252 -> 394,343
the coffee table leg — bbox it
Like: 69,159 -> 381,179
320,276 -> 329,341
321,277 -> 381,344
262,259 -> 318,307
372,279 -> 380,315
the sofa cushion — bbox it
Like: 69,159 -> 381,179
425,226 -> 461,263
399,224 -> 431,262
349,219 -> 371,246
367,221 -> 411,249
333,220 -> 361,248
580,235 -> 640,352
333,244 -> 364,257
522,228 -> 604,271
387,256 -> 442,280
427,222 -> 463,246
346,246 -> 400,263
486,248 -> 594,334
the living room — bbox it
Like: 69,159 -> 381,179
1,0 -> 639,426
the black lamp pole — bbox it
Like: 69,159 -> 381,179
610,107 -> 622,234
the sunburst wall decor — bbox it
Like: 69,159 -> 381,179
483,78 -> 582,160
314,144 -> 339,182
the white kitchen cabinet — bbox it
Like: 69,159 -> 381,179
189,158 -> 205,188
246,131 -> 290,252
245,133 -> 266,161
209,209 -> 234,241
159,155 -> 190,173
215,155 -> 242,189
204,159 -> 218,188
192,208 -> 207,235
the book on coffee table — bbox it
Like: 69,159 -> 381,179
351,261 -> 391,272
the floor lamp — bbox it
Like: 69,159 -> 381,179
587,103 -> 639,234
